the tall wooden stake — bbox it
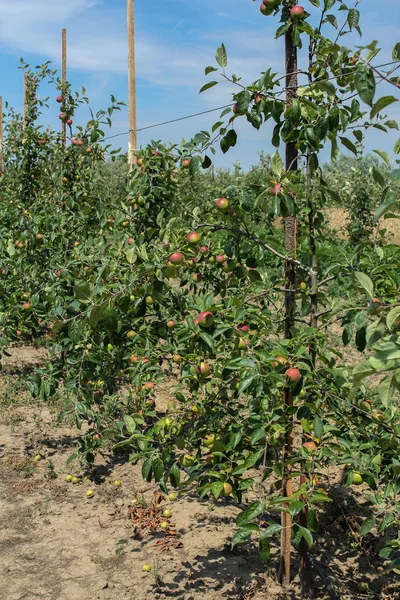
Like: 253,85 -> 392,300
127,0 -> 137,165
0,96 -> 4,176
280,26 -> 298,587
62,28 -> 67,147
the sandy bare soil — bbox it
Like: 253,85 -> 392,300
0,346 -> 398,600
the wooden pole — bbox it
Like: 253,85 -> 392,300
62,28 -> 67,147
127,0 -> 137,165
0,96 -> 4,176
279,26 -> 298,588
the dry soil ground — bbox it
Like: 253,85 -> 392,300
0,346 -> 398,600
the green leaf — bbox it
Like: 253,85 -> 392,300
379,373 -> 396,407
356,326 -> 367,352
236,501 -> 264,527
354,272 -> 374,297
102,306 -> 118,332
68,320 -> 81,344
238,376 -> 256,394
307,509 -> 318,533
73,283 -> 91,303
199,81 -> 218,94
309,491 -> 332,503
360,516 -> 376,536
347,8 -> 360,30
339,136 -> 357,156
298,526 -> 313,548
211,481 -> 224,500
271,151 -> 283,177
387,307 -> 400,330
373,193 -> 399,223
205,66 -> 218,75
371,166 -> 386,188
258,538 -> 271,560
371,96 -> 398,120
289,500 -> 305,517
355,67 -> 376,106
314,80 -> 336,98
260,522 -> 282,538
231,528 -> 252,549
394,138 -> 400,154
373,149 -> 390,167
324,0 -> 335,9
123,415 -> 136,433
169,464 -> 181,488
142,459 -> 152,482
215,44 -> 227,68
384,558 -> 400,573
220,129 -> 237,154
305,127 -> 318,150
152,457 -> 164,483
392,42 -> 400,62
313,416 -> 324,440
250,426 -> 265,445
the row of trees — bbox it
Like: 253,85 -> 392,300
0,1 -> 399,597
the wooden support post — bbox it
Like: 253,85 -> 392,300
62,28 -> 67,147
127,0 -> 137,165
280,26 -> 298,588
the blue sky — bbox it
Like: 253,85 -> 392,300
0,0 -> 399,169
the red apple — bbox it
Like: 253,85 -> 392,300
260,2 -> 273,16
86,146 -> 93,154
192,273 -> 202,283
167,320 -> 176,329
290,5 -> 305,20
181,158 -> 191,168
272,356 -> 287,368
255,93 -> 263,104
169,252 -> 184,265
215,254 -> 225,264
56,95 -> 63,103
59,113 -> 67,120
137,158 -> 144,166
142,382 -> 154,391
216,198 -> 229,213
198,311 -> 214,328
286,367 -> 301,382
22,302 -> 31,310
199,246 -> 209,255
66,118 -> 73,125
196,362 -> 211,377
263,0 -> 280,8
187,231 -> 201,245
236,323 -> 249,333
268,183 -> 282,195
302,441 -> 317,453
127,237 -> 134,245
39,139 -> 46,146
